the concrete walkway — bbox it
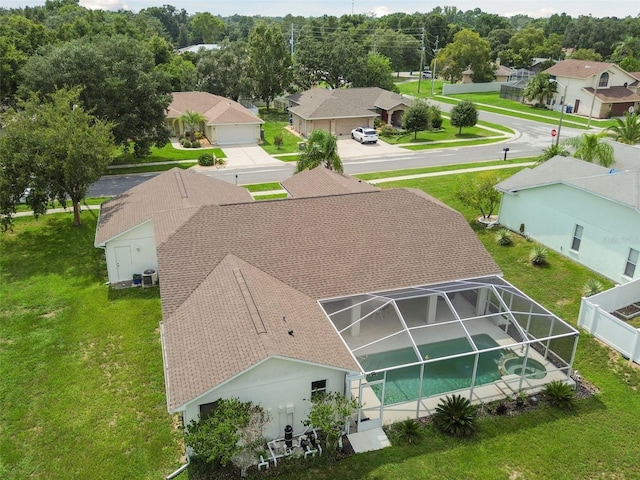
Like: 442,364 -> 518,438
347,427 -> 391,453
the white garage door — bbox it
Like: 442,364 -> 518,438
216,125 -> 257,145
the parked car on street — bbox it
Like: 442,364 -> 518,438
351,127 -> 378,144
422,70 -> 432,78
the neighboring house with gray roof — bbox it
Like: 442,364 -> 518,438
495,156 -> 640,283
166,92 -> 264,145
94,168 -> 253,285
542,60 -> 640,118
286,87 -> 412,138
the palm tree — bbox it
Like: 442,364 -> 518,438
295,129 -> 343,173
606,112 -> 640,145
523,73 -> 556,107
561,133 -> 614,168
176,110 -> 207,142
536,143 -> 570,164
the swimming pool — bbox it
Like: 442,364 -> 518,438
364,334 -> 508,405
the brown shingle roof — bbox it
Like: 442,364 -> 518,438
543,59 -> 614,79
281,166 -> 379,198
95,168 -> 253,246
161,254 -> 360,410
166,91 -> 264,126
287,87 -> 411,120
158,189 -> 500,316
158,188 -> 501,409
585,85 -> 640,103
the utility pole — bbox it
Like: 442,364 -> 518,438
290,24 -> 294,56
431,36 -> 439,96
418,28 -> 425,93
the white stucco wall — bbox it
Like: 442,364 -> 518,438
104,221 -> 158,284
498,183 -> 640,283
182,357 -> 351,440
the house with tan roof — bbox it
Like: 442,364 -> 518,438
280,166 -> 379,198
542,60 -> 640,118
94,168 -> 253,285
495,156 -> 640,283
156,176 -> 579,441
286,87 -> 412,138
166,92 -> 264,145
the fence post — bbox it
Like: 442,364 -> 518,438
629,330 -> 640,366
589,303 -> 600,334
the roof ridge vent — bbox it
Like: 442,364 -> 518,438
174,170 -> 189,198
233,268 -> 267,335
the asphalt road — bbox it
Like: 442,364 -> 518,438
86,111 -> 594,197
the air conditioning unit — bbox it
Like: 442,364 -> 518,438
142,269 -> 158,287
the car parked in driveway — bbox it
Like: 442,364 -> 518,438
351,127 -> 378,144
421,70 -> 432,78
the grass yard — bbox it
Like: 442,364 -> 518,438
0,214 -> 183,479
111,143 -> 225,166
3,168 -> 640,480
381,123 -> 507,145
259,109 -> 303,155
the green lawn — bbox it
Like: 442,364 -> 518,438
3,168 -> 640,480
0,214 -> 183,479
381,123 -> 507,145
259,109 -> 303,155
111,143 -> 225,165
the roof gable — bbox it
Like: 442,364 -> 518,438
543,59 -> 616,79
95,168 -> 253,246
281,166 -> 379,198
161,254 -> 359,410
166,92 -> 263,126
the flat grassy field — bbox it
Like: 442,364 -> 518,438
0,214 -> 183,479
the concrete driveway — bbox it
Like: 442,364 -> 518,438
220,145 -> 285,168
337,138 -> 404,160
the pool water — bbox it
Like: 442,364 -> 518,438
503,357 -> 547,380
365,335 -> 508,405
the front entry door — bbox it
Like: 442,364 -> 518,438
114,246 -> 133,282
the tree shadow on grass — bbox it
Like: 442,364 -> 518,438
0,213 -> 105,286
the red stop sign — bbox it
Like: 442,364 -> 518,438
551,129 -> 557,137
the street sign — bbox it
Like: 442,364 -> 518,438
551,129 -> 557,137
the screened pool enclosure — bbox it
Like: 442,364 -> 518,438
320,276 -> 579,429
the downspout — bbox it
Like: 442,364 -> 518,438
165,459 -> 189,480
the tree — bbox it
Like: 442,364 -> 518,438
184,398 -> 268,476
606,112 -> 640,145
303,391 -> 360,451
247,22 -> 292,111
197,40 -> 252,102
436,29 -> 492,84
455,171 -> 502,219
562,133 -> 615,168
190,12 -> 225,43
0,88 -> 114,230
566,48 -> 603,61
351,52 -> 398,92
402,99 -> 431,139
176,110 -> 207,141
537,143 -> 570,164
295,129 -> 343,173
449,100 -> 478,134
523,73 -> 556,106
19,35 -> 172,157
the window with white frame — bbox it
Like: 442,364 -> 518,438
311,380 -> 327,397
624,248 -> 639,278
571,224 -> 584,251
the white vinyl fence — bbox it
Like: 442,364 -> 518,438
578,279 -> 640,365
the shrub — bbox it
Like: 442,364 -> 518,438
494,401 -> 509,415
274,134 -> 283,150
529,245 -> 548,265
198,153 -> 215,166
379,124 -> 396,137
194,131 -> 204,140
180,138 -> 189,146
495,228 -> 513,246
429,105 -> 443,129
388,419 -> 423,445
543,380 -> 575,408
433,394 -> 477,437
214,157 -> 227,168
582,278 -> 604,297
191,141 -> 201,148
